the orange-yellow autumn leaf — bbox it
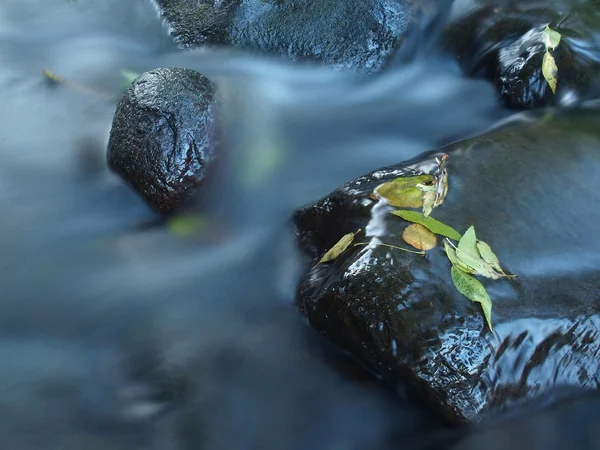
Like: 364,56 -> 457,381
402,223 -> 437,251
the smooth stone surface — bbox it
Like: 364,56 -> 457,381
107,67 -> 219,215
294,110 -> 600,425
154,0 -> 412,72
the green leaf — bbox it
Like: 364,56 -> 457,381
476,240 -> 504,273
455,248 -> 502,280
319,229 -> 361,263
451,266 -> 493,332
444,240 -> 475,274
542,51 -> 558,94
457,225 -> 479,260
373,175 -> 435,209
391,210 -> 461,240
543,25 -> 561,50
168,214 -> 208,237
43,69 -> 65,84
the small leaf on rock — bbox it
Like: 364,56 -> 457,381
402,224 -> 437,251
542,51 -> 558,94
373,175 -> 435,209
421,190 -> 436,217
455,248 -> 501,280
391,210 -> 461,240
543,25 -> 562,50
477,240 -> 504,273
457,226 -> 479,260
319,229 -> 361,263
451,266 -> 494,332
444,240 -> 475,274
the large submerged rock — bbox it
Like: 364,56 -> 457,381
107,67 -> 219,215
294,110 -> 600,425
154,0 -> 412,72
444,3 -> 600,109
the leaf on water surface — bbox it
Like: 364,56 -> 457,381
43,69 -> 65,84
451,266 -> 494,332
402,224 -> 437,251
168,214 -> 208,237
319,229 -> 361,263
542,51 -> 558,94
391,210 -> 461,240
543,25 -> 562,50
121,69 -> 141,88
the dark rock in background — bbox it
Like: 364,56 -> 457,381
107,67 -> 219,215
444,2 -> 600,109
294,110 -> 600,425
154,0 -> 412,72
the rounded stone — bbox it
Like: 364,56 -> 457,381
107,67 -> 219,215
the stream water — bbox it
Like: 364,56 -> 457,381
0,1 -> 598,449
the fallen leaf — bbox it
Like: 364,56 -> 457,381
354,241 -> 425,255
476,240 -> 507,275
451,266 -> 494,332
455,248 -> 502,280
421,190 -> 436,217
444,240 -> 475,274
542,51 -> 558,94
454,227 -> 512,279
168,214 -> 208,237
543,25 -> 561,50
457,226 -> 479,260
43,69 -> 65,84
391,210 -> 461,240
402,224 -> 437,251
319,229 -> 361,263
373,175 -> 435,208
434,168 -> 449,208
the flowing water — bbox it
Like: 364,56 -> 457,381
0,1 -> 598,449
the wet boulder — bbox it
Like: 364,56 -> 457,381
107,67 -> 219,215
294,110 -> 600,425
154,0 -> 412,72
444,3 -> 600,109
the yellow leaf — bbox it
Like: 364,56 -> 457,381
373,175 -> 435,209
402,223 -> 437,251
319,229 -> 361,263
542,51 -> 558,94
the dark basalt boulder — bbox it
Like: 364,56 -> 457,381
444,3 -> 600,109
293,110 -> 600,425
107,67 -> 219,215
154,0 -> 412,72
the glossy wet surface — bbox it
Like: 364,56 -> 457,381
0,0 -> 599,448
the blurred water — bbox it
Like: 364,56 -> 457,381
0,0 -> 597,449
